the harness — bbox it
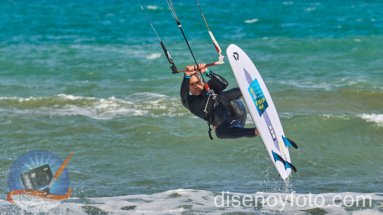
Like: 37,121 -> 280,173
203,90 -> 219,140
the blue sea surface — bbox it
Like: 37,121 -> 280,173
0,0 -> 382,213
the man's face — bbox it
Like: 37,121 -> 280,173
189,75 -> 204,95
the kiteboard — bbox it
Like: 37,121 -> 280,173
226,44 -> 297,180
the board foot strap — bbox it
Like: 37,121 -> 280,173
272,150 -> 297,172
282,136 -> 298,149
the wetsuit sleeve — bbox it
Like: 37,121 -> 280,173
206,71 -> 228,94
220,88 -> 242,101
180,76 -> 190,109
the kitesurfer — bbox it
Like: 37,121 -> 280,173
180,64 -> 259,139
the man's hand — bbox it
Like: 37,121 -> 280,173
185,64 -> 207,76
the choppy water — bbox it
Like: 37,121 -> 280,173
0,0 -> 382,214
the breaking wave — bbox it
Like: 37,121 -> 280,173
0,189 -> 382,214
0,93 -> 185,120
358,113 -> 383,127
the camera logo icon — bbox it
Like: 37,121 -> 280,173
7,150 -> 73,213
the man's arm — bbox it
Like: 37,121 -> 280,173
207,71 -> 228,94
180,76 -> 190,108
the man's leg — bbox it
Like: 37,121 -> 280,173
229,99 -> 247,123
220,88 -> 242,111
216,88 -> 259,139
215,123 -> 258,139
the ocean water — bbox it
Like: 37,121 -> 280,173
0,0 -> 382,214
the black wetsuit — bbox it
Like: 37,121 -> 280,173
180,71 -> 256,139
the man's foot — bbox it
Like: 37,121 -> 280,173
255,128 -> 260,136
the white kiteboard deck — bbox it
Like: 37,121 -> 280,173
226,44 -> 297,180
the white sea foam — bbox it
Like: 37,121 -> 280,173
277,79 -> 334,91
68,44 -> 160,61
1,189 -> 382,214
305,7 -> 316,12
147,5 -> 161,10
354,38 -> 361,42
0,94 -> 186,120
275,78 -> 382,91
244,18 -> 259,24
145,53 -> 161,60
282,1 -> 294,5
358,114 -> 383,127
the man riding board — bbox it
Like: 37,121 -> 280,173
180,64 -> 259,139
